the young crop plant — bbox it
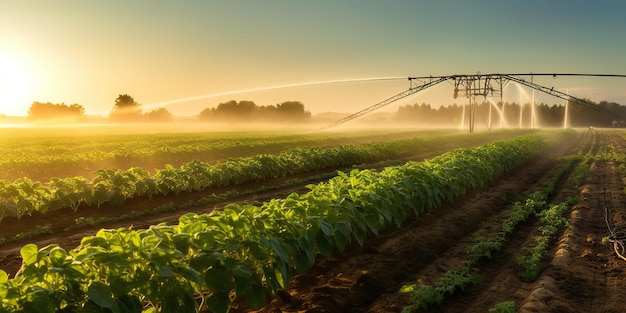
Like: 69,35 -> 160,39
515,239 -> 548,282
515,199 -> 575,282
569,152 -> 594,188
489,301 -> 516,313
400,268 -> 482,312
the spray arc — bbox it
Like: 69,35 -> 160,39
143,77 -> 407,111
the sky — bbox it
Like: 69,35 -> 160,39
1,0 -> 626,117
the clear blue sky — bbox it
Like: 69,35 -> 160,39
1,0 -> 626,116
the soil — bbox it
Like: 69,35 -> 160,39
233,129 -> 626,313
2,129 -> 626,313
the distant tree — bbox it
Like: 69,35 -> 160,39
143,107 -> 174,122
199,100 -> 258,121
274,101 -> 311,121
114,94 -> 139,110
394,99 -> 626,128
198,107 -> 214,120
110,94 -> 142,122
27,101 -> 85,121
198,99 -> 311,123
236,100 -> 257,117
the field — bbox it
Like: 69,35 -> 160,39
0,125 -> 625,313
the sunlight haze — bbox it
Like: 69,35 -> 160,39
1,1 -> 626,117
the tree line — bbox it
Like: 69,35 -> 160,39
198,100 -> 311,122
26,95 -> 311,123
25,95 -> 174,123
396,100 -> 626,128
24,94 -> 626,127
27,102 -> 86,121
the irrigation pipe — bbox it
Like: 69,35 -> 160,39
603,203 -> 626,262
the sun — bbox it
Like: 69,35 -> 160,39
0,53 -> 32,116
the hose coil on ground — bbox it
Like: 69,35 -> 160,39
605,206 -> 626,262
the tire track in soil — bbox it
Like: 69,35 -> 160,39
240,131 -> 585,313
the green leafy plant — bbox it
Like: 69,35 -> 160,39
489,301 -> 516,313
0,135 -> 547,312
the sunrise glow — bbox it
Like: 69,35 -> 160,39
0,52 -> 31,116
1,1 -> 625,118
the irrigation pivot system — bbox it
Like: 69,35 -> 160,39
318,73 -> 626,132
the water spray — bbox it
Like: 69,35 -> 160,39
319,73 -> 626,132
143,77 -> 406,110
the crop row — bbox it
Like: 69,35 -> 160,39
0,135 -> 545,313
0,130 -> 534,223
6,128 -> 506,163
0,132 -> 363,183
0,132 -> 354,165
0,130 -> 468,182
0,137 -> 433,222
1,129 -> 537,184
0,146 -> 375,221
0,169 -> 340,247
515,198 -> 575,281
400,152 -> 579,312
2,130 -> 533,168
